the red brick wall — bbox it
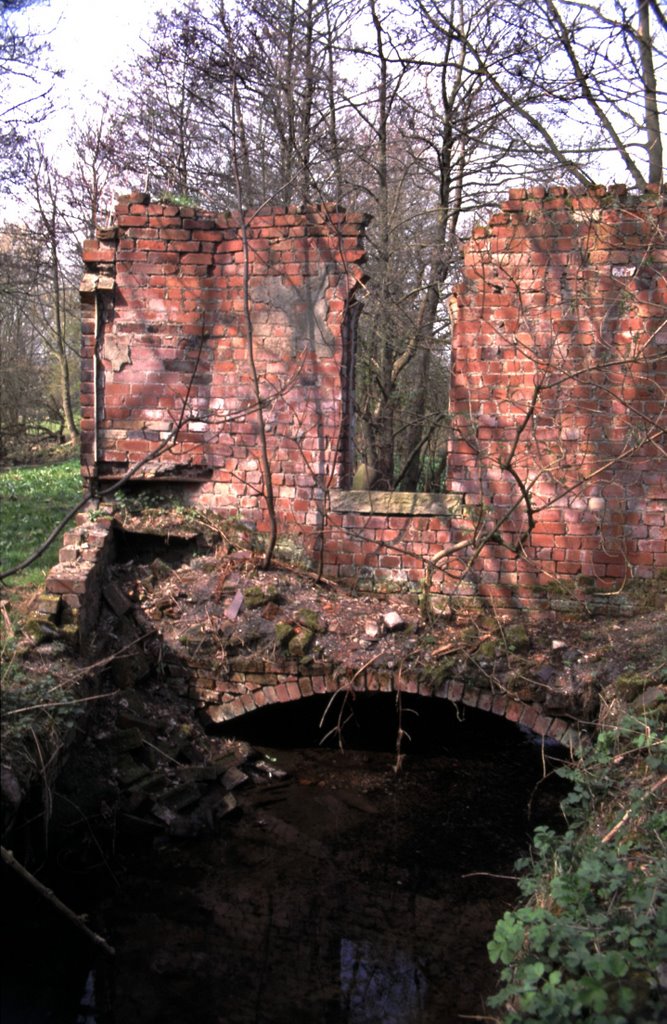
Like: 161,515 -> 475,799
446,184 -> 666,609
80,186 -> 666,612
321,185 -> 666,610
81,192 -> 367,506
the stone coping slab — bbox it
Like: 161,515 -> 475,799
330,491 -> 462,516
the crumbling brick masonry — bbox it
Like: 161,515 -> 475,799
80,186 -> 666,612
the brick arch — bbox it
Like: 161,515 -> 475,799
204,659 -> 582,750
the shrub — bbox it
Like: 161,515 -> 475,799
488,714 -> 667,1023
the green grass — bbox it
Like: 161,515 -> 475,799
0,458 -> 84,587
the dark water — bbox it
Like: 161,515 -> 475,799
3,695 -> 569,1024
1,869 -> 95,1024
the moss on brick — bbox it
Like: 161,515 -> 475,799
295,607 -> 326,633
275,622 -> 296,648
288,629 -> 315,658
504,623 -> 531,652
244,585 -> 283,609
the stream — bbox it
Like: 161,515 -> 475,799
3,694 -> 569,1024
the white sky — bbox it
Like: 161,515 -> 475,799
8,0 -> 660,192
19,0 -> 166,121
0,0 -> 169,218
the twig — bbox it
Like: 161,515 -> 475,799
142,738 -> 182,767
1,846 -> 115,955
2,689 -> 120,718
601,775 -> 667,844
271,556 -> 339,588
600,809 -> 632,844
0,600 -> 14,635
429,642 -> 463,657
351,650 -> 385,684
73,631 -> 156,677
30,725 -> 52,847
319,683 -> 355,748
460,872 -> 519,880
458,1015 -> 502,1022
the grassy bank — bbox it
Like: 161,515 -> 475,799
0,458 -> 84,588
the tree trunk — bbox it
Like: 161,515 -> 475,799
637,0 -> 663,185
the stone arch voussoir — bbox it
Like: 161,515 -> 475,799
204,660 -> 582,751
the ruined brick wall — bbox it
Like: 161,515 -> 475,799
80,194 -> 368,543
80,186 -> 666,612
445,184 -> 666,608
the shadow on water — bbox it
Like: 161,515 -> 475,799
3,694 -> 570,1024
108,696 -> 568,1024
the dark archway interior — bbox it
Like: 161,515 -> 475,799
214,690 -> 568,761
113,524 -> 201,566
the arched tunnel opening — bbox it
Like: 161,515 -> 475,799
214,688 -> 564,755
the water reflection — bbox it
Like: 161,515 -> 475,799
340,938 -> 426,1023
7,699 -> 569,1024
75,971 -> 96,1024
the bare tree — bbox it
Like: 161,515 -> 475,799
0,225 -> 50,457
238,0 -> 354,202
347,0 -> 547,489
7,0 -> 661,496
113,2 -> 236,206
229,66 -> 279,568
63,100 -> 129,241
21,148 -> 81,444
414,0 -> 665,189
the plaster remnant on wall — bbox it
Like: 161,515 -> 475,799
80,273 -> 115,294
103,337 -> 131,372
80,273 -> 99,294
250,267 -> 334,355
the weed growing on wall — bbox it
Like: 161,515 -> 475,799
488,711 -> 667,1023
113,488 -> 191,518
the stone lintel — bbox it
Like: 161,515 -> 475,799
330,490 -> 462,517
